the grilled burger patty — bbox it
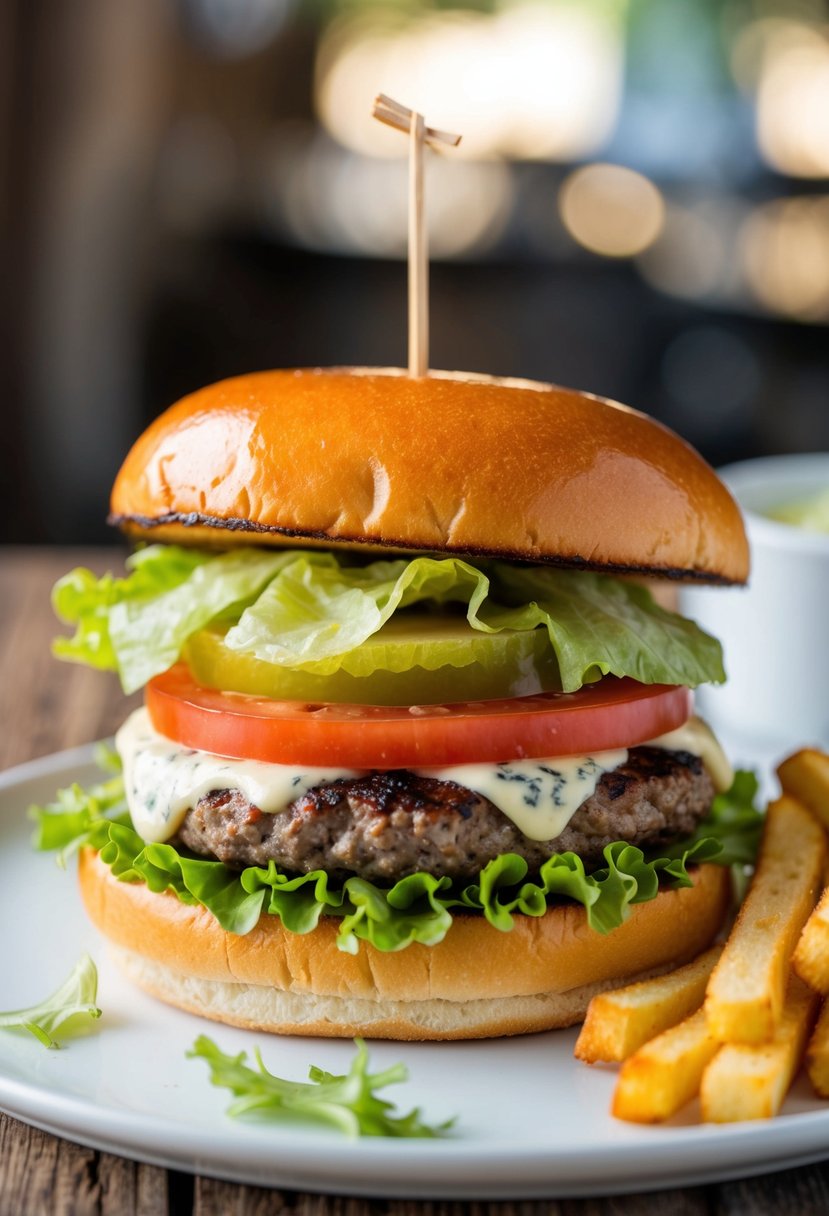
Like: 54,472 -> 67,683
173,747 -> 714,883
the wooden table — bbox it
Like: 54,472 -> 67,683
2,547 -> 828,1216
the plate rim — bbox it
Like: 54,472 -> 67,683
2,743 -> 829,1199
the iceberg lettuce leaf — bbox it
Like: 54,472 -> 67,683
482,564 -> 726,691
52,547 -> 724,693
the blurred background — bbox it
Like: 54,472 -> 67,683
2,0 -> 829,546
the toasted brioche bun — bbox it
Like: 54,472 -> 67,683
79,850 -> 729,1040
110,368 -> 749,583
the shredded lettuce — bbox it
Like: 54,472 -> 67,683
0,955 -> 101,1048
52,546 -> 724,695
188,1036 -> 453,1137
31,759 -> 760,951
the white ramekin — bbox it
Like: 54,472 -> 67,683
679,453 -> 829,750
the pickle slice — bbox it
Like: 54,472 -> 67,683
183,616 -> 562,706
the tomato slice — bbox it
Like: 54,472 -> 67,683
146,664 -> 692,768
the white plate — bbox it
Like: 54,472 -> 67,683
1,746 -> 828,1200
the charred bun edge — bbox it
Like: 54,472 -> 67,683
109,368 -> 750,587
80,851 -> 730,1040
108,511 -> 739,584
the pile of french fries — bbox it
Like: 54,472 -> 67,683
574,747 -> 829,1123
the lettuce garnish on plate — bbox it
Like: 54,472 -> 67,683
188,1035 -> 453,1138
0,954 -> 101,1048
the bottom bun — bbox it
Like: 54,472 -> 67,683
110,946 -> 692,1039
79,850 -> 730,1040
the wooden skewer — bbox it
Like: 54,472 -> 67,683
371,94 -> 462,379
373,94 -> 461,150
409,109 -> 427,378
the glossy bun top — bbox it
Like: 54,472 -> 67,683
110,368 -> 749,583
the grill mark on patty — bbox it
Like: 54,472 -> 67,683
172,747 -> 714,883
301,769 -> 483,819
602,749 -> 702,800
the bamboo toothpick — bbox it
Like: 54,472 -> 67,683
372,94 -> 461,150
371,94 -> 461,378
409,109 -> 428,379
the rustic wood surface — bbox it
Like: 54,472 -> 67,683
1,546 -> 828,1215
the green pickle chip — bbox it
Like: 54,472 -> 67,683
184,616 -> 563,706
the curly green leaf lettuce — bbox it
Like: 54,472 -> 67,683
28,764 -> 126,856
29,744 -> 130,865
188,1035 -> 454,1137
32,762 -> 760,951
52,546 -> 725,694
664,768 -> 763,867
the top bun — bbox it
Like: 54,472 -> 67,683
110,368 -> 749,583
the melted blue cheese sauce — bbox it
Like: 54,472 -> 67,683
646,717 -> 733,794
420,753 -> 627,841
115,707 -> 731,846
115,709 -> 360,844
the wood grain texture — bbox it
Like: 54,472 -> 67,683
1,547 -> 829,1214
192,1188 -> 715,1216
0,548 -> 140,770
0,1111 -> 169,1215
714,1164 -> 829,1214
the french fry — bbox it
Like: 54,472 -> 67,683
806,999 -> 829,1098
705,795 -> 826,1044
778,750 -> 829,997
793,887 -> 829,994
575,946 -> 721,1064
612,1008 -> 720,1123
777,749 -> 829,831
700,974 -> 818,1122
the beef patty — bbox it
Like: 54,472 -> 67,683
173,747 -> 714,883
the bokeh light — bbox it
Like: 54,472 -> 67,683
734,18 -> 829,178
558,164 -> 664,258
661,327 -> 761,444
181,0 -> 294,56
741,197 -> 829,321
638,199 -> 746,303
316,1 -> 623,163
261,128 -> 514,259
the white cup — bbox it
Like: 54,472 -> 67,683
679,453 -> 829,751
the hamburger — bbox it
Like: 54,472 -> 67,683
45,367 -> 752,1040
